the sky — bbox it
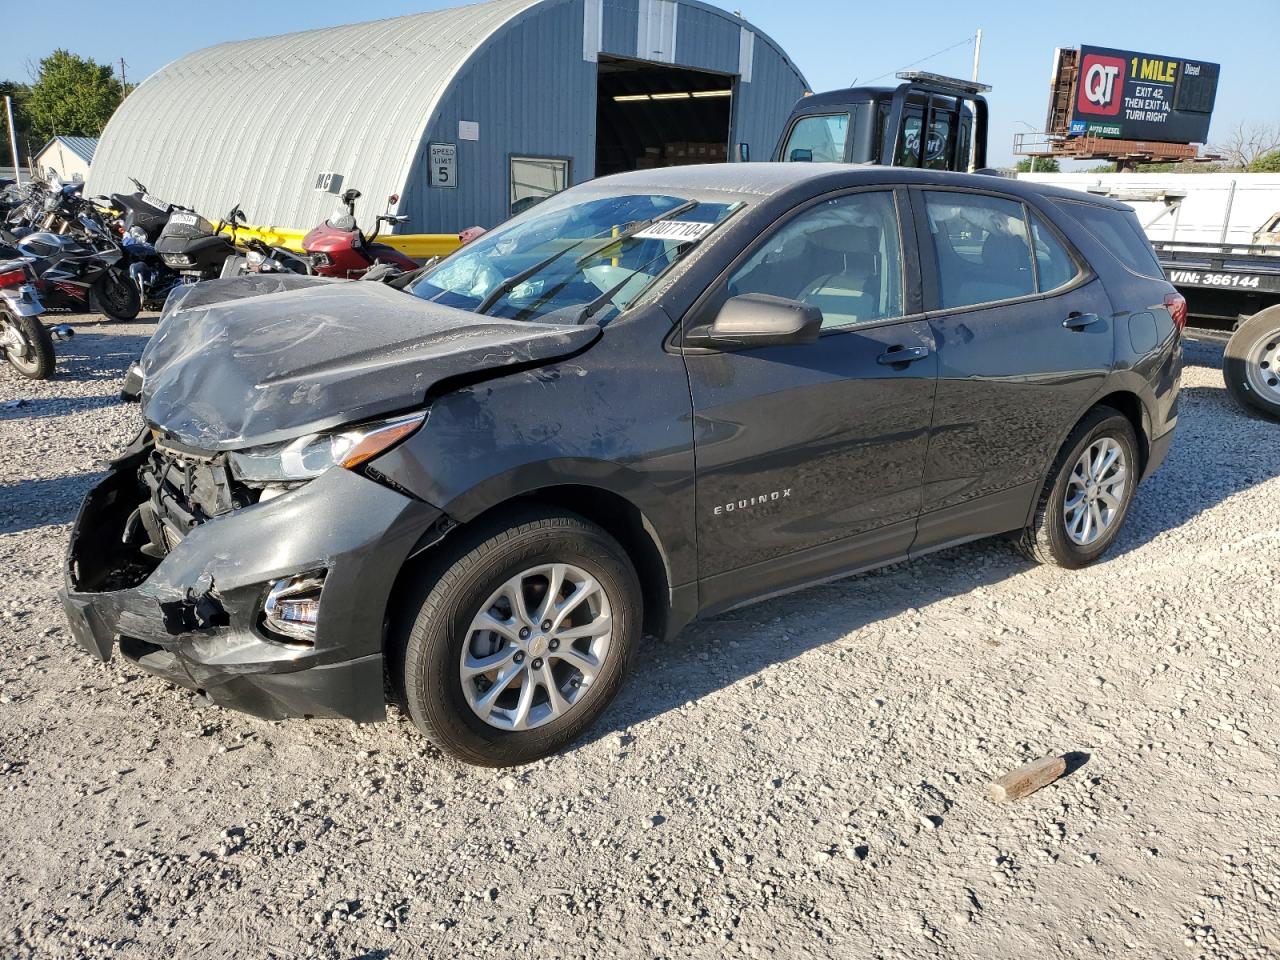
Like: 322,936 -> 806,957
4,0 -> 1277,168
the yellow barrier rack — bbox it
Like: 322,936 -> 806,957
231,223 -> 464,260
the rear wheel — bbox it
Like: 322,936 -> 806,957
399,508 -> 642,766
1224,306 -> 1280,421
89,270 -> 141,321
0,310 -> 54,380
1019,407 -> 1139,568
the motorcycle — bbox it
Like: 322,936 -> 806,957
3,216 -> 141,321
109,177 -> 175,242
222,235 -> 316,278
27,176 -> 89,235
155,203 -> 246,282
0,258 -> 73,379
303,189 -> 417,278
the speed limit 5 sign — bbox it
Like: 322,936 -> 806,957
429,143 -> 457,188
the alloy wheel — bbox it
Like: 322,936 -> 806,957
459,562 -> 613,732
1063,437 -> 1128,546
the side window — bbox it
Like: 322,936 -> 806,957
1030,213 -> 1080,292
924,191 -> 1034,309
728,191 -> 903,329
782,114 -> 850,163
1055,200 -> 1163,279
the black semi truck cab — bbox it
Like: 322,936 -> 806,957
773,71 -> 990,173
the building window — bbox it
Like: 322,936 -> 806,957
509,156 -> 571,217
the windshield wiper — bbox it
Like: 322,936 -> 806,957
474,199 -> 699,316
571,238 -> 705,326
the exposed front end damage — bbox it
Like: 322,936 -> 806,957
59,430 -> 444,722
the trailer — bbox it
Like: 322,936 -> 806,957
1154,238 -> 1280,419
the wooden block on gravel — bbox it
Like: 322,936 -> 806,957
987,755 -> 1069,802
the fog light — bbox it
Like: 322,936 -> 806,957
262,573 -> 325,643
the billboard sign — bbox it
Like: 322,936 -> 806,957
1066,45 -> 1219,143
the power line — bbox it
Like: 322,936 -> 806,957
853,35 -> 976,87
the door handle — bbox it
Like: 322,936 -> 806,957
877,344 -> 930,365
1063,312 -> 1101,331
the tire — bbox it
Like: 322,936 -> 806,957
89,270 -> 141,322
1223,306 -> 1280,421
1018,406 -> 1140,569
1,311 -> 55,380
399,507 -> 642,767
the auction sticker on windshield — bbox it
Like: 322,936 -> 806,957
633,220 -> 716,243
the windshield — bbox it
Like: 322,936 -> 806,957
411,192 -> 739,323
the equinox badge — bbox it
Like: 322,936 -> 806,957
714,489 -> 792,516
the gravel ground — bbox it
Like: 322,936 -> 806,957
0,319 -> 1276,959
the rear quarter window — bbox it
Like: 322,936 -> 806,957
1054,200 -> 1164,279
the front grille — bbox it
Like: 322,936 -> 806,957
138,441 -> 251,551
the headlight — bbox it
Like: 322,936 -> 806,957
247,250 -> 265,266
128,225 -> 148,242
228,412 -> 425,482
310,251 -> 331,267
162,253 -> 193,267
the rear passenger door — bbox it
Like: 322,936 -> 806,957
910,187 -> 1115,549
683,188 -> 937,612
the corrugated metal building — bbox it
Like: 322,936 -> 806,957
88,0 -> 807,234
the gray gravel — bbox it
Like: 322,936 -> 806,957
0,320 -> 1277,959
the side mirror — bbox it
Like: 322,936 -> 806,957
789,148 -> 814,162
707,294 -> 822,348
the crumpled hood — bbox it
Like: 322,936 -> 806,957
140,274 -> 600,451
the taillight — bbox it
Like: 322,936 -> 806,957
1164,291 -> 1187,333
0,268 -> 25,290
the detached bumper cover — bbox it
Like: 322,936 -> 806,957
59,460 -> 442,722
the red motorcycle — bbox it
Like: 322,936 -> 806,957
303,189 -> 419,279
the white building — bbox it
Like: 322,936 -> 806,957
33,136 -> 98,183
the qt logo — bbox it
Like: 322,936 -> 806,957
1077,53 -> 1126,116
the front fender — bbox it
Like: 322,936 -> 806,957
368,319 -> 698,587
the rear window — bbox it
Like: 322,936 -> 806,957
1055,200 -> 1163,279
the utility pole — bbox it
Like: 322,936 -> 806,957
4,96 -> 20,186
119,58 -> 127,97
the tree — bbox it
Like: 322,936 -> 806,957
1209,121 -> 1280,170
1015,156 -> 1060,173
26,49 -> 122,141
1249,149 -> 1280,173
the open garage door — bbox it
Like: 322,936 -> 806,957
595,55 -> 733,177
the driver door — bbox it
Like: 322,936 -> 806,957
682,188 -> 938,614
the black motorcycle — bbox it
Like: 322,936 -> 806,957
111,177 -> 176,243
155,203 -> 245,281
3,217 -> 141,321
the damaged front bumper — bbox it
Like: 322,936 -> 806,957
59,439 -> 443,722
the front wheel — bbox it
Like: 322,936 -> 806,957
0,311 -> 55,379
89,270 -> 141,322
1223,306 -> 1280,421
399,508 -> 642,766
1019,407 -> 1140,568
